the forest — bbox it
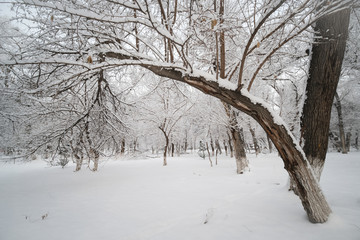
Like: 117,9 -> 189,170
0,0 -> 359,232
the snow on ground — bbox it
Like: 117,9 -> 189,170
0,152 -> 359,240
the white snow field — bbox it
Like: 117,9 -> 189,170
0,152 -> 359,240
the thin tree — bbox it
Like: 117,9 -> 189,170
333,92 -> 347,154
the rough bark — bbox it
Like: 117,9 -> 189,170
301,8 -> 351,180
231,126 -> 248,174
334,92 -> 347,154
224,104 -> 248,174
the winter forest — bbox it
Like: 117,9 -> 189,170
0,0 -> 360,239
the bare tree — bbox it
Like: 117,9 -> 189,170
216,0 -> 248,174
333,92 -> 347,154
140,79 -> 194,166
3,0 -> 355,223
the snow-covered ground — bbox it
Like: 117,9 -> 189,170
0,152 -> 359,240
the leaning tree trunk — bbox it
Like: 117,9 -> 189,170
183,77 -> 332,222
105,36 -> 334,223
301,8 -> 351,180
143,62 -> 333,222
230,90 -> 331,223
236,95 -> 331,223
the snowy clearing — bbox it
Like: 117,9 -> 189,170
0,152 -> 359,240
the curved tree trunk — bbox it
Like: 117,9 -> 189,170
145,65 -> 331,222
227,91 -> 332,223
105,44 -> 333,223
228,89 -> 331,223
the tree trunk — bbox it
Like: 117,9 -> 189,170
231,126 -> 248,174
91,148 -> 100,171
223,140 -> 228,156
301,8 -> 351,180
215,139 -> 222,155
210,137 -> 215,156
206,142 -> 213,167
163,140 -> 168,166
159,127 -> 169,166
171,142 -> 175,157
215,139 -> 221,165
176,142 -> 180,156
267,134 -> 273,153
227,132 -> 234,158
184,132 -> 188,153
334,92 -> 347,154
133,139 -> 137,153
249,124 -> 260,156
355,132 -> 359,150
223,103 -> 248,173
251,107 -> 331,223
74,150 -> 83,172
121,139 -> 125,155
345,132 -> 351,152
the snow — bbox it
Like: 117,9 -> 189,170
241,88 -> 285,126
0,152 -> 359,240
